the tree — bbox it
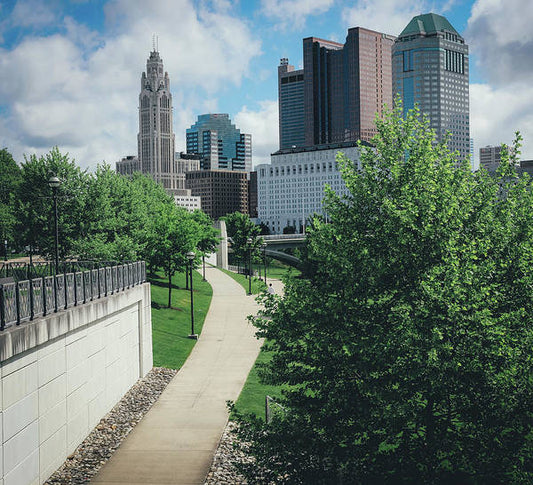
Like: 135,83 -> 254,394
224,211 -> 263,268
235,106 -> 533,484
0,149 -> 21,256
191,210 -> 220,279
16,148 -> 89,262
145,204 -> 202,308
73,165 -> 172,262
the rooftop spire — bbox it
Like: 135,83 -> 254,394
152,34 -> 159,52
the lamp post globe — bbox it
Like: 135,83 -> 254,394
186,251 -> 198,339
48,176 -> 61,189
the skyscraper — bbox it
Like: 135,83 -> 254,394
278,58 -> 305,149
186,114 -> 252,172
392,13 -> 470,160
137,49 -> 177,190
277,28 -> 394,149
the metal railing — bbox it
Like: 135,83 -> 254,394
0,261 -> 146,331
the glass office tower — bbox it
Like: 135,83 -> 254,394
186,114 -> 252,172
392,13 -> 470,161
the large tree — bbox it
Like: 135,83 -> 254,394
74,165 -> 173,262
0,148 -> 21,256
224,211 -> 263,269
145,204 -> 203,308
236,106 -> 533,484
191,209 -> 220,279
16,147 -> 89,262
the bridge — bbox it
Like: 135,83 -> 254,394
262,233 -> 306,249
261,234 -> 306,267
212,221 -> 307,270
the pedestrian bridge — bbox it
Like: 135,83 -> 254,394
262,233 -> 306,249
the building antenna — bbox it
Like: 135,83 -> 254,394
152,34 -> 157,52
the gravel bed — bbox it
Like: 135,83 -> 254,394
204,421 -> 252,485
45,367 -> 177,485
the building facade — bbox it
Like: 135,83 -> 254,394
137,49 -> 177,190
173,193 -> 202,211
278,58 -> 305,149
116,155 -> 140,176
298,28 -> 395,148
257,142 -> 364,234
186,170 -> 248,220
519,160 -> 533,177
480,145 -> 508,172
392,13 -> 470,161
186,114 -> 252,172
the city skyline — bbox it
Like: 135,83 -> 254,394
0,0 -> 531,170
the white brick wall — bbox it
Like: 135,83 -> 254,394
0,283 -> 152,485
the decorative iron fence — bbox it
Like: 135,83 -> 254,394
0,261 -> 146,331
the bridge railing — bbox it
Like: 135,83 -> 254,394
0,261 -> 146,331
263,234 -> 306,240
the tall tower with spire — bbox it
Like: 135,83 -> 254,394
137,48 -> 176,190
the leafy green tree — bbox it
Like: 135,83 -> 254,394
224,211 -> 262,268
146,204 -> 201,308
0,148 -> 21,256
282,225 -> 296,234
73,165 -> 172,262
16,148 -> 89,262
236,106 -> 533,484
191,210 -> 220,279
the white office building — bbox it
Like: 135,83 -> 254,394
257,142 -> 362,234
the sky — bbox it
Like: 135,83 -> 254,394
0,0 -> 532,171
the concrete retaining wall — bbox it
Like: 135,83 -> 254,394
0,283 -> 152,485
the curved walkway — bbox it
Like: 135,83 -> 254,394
91,267 -> 281,484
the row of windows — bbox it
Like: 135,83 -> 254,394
281,74 -> 304,84
445,49 -> 465,74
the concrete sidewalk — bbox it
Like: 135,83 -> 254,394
91,267 -> 280,485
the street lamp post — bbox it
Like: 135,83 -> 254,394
262,243 -> 267,286
247,237 -> 253,296
186,251 -> 198,339
3,239 -> 7,262
48,175 -> 61,312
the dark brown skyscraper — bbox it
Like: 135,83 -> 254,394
279,28 -> 394,149
303,28 -> 395,146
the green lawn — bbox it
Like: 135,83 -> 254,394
220,268 -> 267,295
232,348 -> 286,419
224,259 -> 300,295
150,269 -> 212,369
229,259 -> 300,420
264,259 -> 301,280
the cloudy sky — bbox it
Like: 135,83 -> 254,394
0,0 -> 531,170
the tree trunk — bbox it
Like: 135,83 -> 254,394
168,268 -> 172,308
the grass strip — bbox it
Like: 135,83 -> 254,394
150,269 -> 212,369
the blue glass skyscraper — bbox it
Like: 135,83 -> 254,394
186,114 -> 252,172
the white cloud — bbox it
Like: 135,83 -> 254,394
0,0 -> 262,169
261,0 -> 334,30
466,0 -> 533,161
467,0 -> 533,84
234,100 -> 279,167
342,0 -> 426,36
470,83 -> 533,162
